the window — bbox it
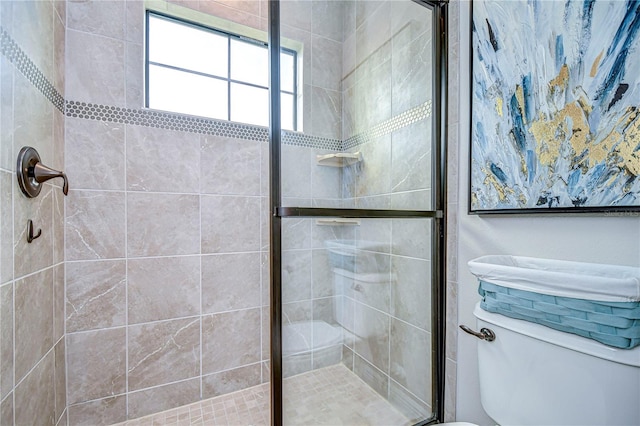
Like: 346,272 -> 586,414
146,12 -> 297,130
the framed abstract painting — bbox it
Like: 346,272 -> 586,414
470,0 -> 640,214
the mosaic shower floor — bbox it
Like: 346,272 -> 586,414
115,364 -> 412,426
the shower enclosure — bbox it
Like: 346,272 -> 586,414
272,1 -> 447,424
0,0 -> 447,424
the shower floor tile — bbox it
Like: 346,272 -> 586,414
114,364 -> 411,426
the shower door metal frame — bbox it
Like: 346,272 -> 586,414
268,1 -> 449,424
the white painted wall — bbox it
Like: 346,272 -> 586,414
454,1 -> 640,424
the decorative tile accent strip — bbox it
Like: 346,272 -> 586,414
0,25 -> 431,151
65,100 -> 343,149
66,101 -> 272,141
0,27 -> 65,112
343,100 -> 433,150
282,131 -> 342,151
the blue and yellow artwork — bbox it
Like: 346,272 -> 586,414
471,0 -> 640,212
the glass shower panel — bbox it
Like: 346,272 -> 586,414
279,0 -> 435,211
281,217 -> 434,425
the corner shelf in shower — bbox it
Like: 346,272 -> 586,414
316,152 -> 362,167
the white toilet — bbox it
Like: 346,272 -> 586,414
470,302 -> 640,425
463,255 -> 640,425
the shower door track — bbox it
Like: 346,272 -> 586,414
268,1 -> 448,425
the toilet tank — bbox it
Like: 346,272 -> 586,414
474,303 -> 640,425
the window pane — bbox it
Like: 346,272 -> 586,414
149,14 -> 228,77
281,92 -> 294,131
230,39 -> 268,87
149,65 -> 228,120
230,83 -> 268,127
281,52 -> 295,93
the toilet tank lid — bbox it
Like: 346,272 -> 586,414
474,303 -> 640,367
468,255 -> 640,302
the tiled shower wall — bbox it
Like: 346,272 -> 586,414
63,0 -> 345,424
0,1 -> 67,425
337,0 -> 435,419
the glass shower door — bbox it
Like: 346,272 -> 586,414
270,0 -> 446,424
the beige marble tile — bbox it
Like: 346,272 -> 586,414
390,319 -> 431,403
202,363 -> 261,399
280,0 -> 312,32
66,260 -> 126,332
0,283 -> 13,399
309,86 -> 342,140
356,1 -> 390,64
354,301 -> 390,374
0,172 -> 12,285
391,120 -> 432,194
65,117 -> 125,191
0,57 -> 14,173
388,379 -> 432,423
53,3 -> 65,95
13,184 -> 53,278
127,378 -> 200,420
391,218 -> 432,260
0,393 -> 13,426
391,256 -> 431,331
312,0 -> 344,42
11,0 -> 54,81
67,396 -> 126,426
12,69 -> 54,179
14,268 -> 54,382
201,195 -> 260,253
126,125 -> 200,193
54,339 -> 66,422
66,328 -> 126,404
281,249 -> 312,303
53,263 -> 65,341
201,136 -> 261,196
66,29 -> 125,106
282,217 -> 312,251
67,0 -> 125,40
356,136 -> 391,198
311,249 -> 333,298
201,252 -> 261,314
391,30 -> 432,116
444,358 -> 457,422
128,256 -> 200,323
312,35 -> 343,92
65,190 -> 126,261
53,186 -> 65,265
202,308 -> 261,374
281,145 -> 312,199
127,193 -> 200,257
126,0 -> 145,43
14,350 -> 55,426
128,317 -> 200,391
446,279 -> 459,361
125,42 -> 144,109
353,352 -> 388,398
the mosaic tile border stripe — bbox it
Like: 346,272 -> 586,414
0,25 -> 430,152
0,27 -> 65,112
343,100 -> 433,150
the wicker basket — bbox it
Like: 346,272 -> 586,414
479,281 -> 640,349
469,256 -> 640,349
